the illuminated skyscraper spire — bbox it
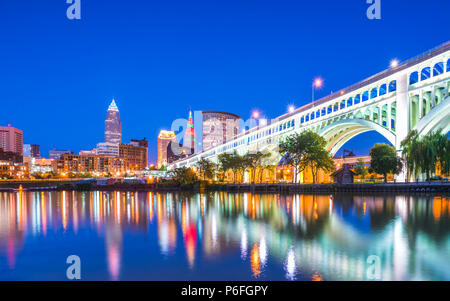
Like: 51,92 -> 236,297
105,99 -> 122,144
183,110 -> 195,154
108,98 -> 119,111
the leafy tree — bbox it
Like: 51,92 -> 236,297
243,151 -> 270,183
218,151 -> 246,183
304,138 -> 334,184
195,158 -> 216,181
279,131 -> 333,183
168,166 -> 198,185
354,159 -> 368,179
218,153 -> 234,182
401,130 -> 450,181
369,143 -> 403,183
401,130 -> 420,181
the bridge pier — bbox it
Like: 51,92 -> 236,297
394,73 -> 409,182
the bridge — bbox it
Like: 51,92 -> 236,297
171,42 -> 450,182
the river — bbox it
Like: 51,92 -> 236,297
0,191 -> 449,280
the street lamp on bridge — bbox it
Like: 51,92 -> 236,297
312,77 -> 323,107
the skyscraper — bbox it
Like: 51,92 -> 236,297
23,144 -> 40,158
105,99 -> 122,145
0,125 -> 23,155
157,130 -> 176,168
183,110 -> 195,155
201,111 -> 241,151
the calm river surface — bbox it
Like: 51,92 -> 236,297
0,191 -> 449,281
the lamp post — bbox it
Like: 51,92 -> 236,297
390,59 -> 399,68
312,77 -> 323,108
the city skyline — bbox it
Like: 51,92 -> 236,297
0,1 -> 449,164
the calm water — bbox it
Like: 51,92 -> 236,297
0,190 -> 449,281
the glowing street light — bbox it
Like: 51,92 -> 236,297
312,77 -> 323,107
390,59 -> 399,68
288,105 -> 295,113
252,111 -> 260,119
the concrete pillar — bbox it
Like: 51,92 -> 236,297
395,73 -> 409,182
431,85 -> 436,108
386,102 -> 391,130
418,90 -> 423,119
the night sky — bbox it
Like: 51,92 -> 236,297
0,0 -> 448,164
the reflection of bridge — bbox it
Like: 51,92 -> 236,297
171,43 -> 450,181
203,194 -> 450,280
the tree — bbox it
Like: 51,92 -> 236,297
401,130 -> 450,181
168,167 -> 198,185
369,143 -> 403,183
196,158 -> 215,181
243,151 -> 270,183
304,139 -> 334,184
401,130 -> 420,181
218,153 -> 234,183
354,159 -> 368,179
279,131 -> 333,184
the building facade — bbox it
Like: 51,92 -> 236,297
0,126 -> 23,156
183,111 -> 196,155
97,142 -> 119,157
23,144 -> 40,158
157,130 -> 176,168
49,149 -> 72,160
57,154 -> 126,174
119,139 -> 148,171
201,111 -> 241,151
105,99 -> 122,145
0,147 -> 26,178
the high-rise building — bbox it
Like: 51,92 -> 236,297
201,111 -> 241,151
166,141 -> 190,165
105,99 -> 122,145
57,154 -> 126,174
23,144 -> 40,158
0,125 -> 23,155
183,110 -> 196,155
119,139 -> 148,171
49,149 -> 72,160
157,130 -> 176,168
0,148 -> 23,163
97,142 -> 120,157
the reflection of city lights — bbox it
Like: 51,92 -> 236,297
259,237 -> 267,266
1,190 -> 448,281
240,228 -> 248,260
312,271 -> 324,281
285,248 -> 296,280
250,244 -> 261,278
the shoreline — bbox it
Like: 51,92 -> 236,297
1,181 -> 449,194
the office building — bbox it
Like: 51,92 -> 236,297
57,154 -> 126,174
49,149 -> 72,160
0,125 -> 23,156
201,111 -> 240,151
23,144 -> 40,158
183,110 -> 196,155
105,99 -> 122,145
157,130 -> 176,168
97,142 -> 119,157
119,138 -> 148,171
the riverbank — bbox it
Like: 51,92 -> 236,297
1,180 -> 449,194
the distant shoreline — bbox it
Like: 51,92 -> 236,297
1,180 -> 449,194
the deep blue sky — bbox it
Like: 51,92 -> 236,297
0,0 -> 448,163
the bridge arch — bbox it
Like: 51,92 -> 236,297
414,95 -> 450,136
318,119 -> 396,156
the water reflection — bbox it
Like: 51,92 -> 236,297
0,191 -> 449,280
